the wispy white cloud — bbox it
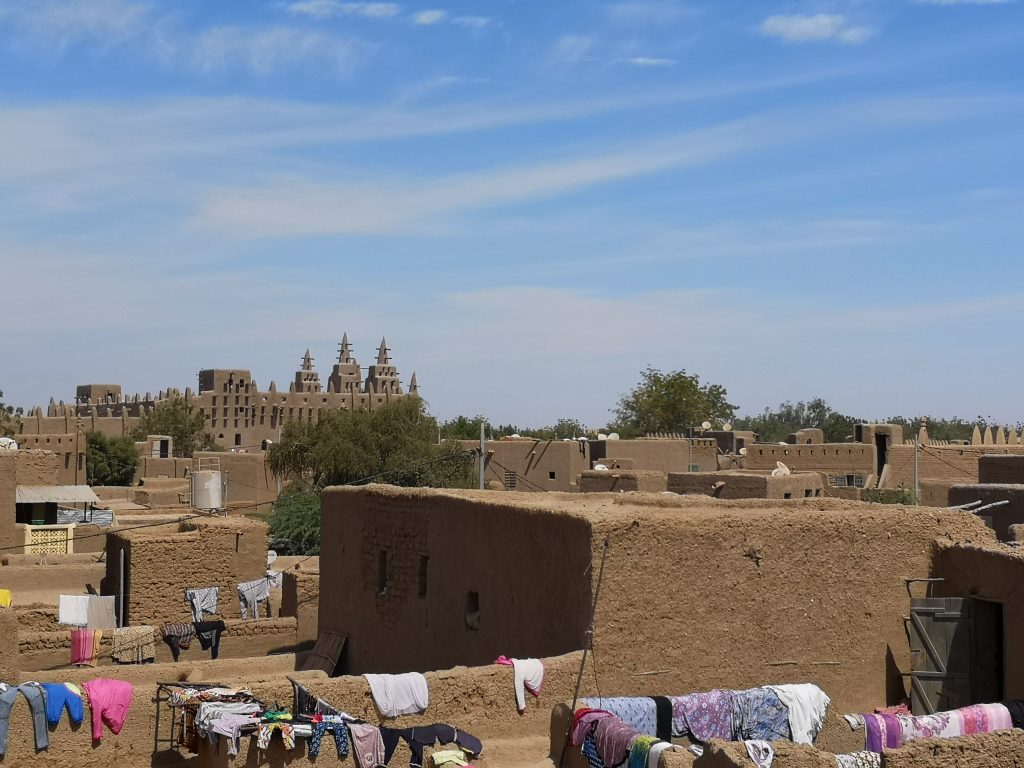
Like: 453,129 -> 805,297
606,1 -> 693,25
190,26 -> 368,77
0,0 -> 154,50
549,34 -> 595,65
760,14 -> 875,44
451,15 -> 493,29
626,56 -> 677,66
285,1 -> 401,18
412,9 -> 447,25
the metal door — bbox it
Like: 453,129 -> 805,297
908,597 -> 972,713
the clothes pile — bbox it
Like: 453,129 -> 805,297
0,677 -> 133,756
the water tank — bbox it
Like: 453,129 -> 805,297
191,470 -> 223,511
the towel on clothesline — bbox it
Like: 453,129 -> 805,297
584,697 -> 655,736
510,658 -> 544,712
70,629 -> 102,666
185,587 -> 220,622
767,684 -> 830,745
237,578 -> 270,620
111,626 -> 156,664
86,596 -> 116,630
364,672 -> 429,717
267,571 -> 284,589
59,594 -> 90,626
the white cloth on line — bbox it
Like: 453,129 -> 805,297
767,684 -> 830,745
364,672 -> 429,717
185,587 -> 220,622
58,595 -> 90,626
511,658 -> 545,712
744,740 -> 774,768
646,741 -> 680,768
266,571 -> 283,589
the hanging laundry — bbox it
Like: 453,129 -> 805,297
111,626 -> 156,664
160,622 -> 197,661
210,713 -> 261,757
593,715 -> 641,768
266,571 -> 284,589
862,713 -> 902,752
309,717 -> 350,759
364,672 -> 429,717
185,587 -> 220,622
835,752 -> 881,768
380,723 -> 483,768
767,684 -> 830,745
257,722 -> 296,750
744,740 -> 775,768
572,708 -> 614,746
41,683 -> 84,726
193,620 -> 226,659
510,658 -> 544,712
582,731 -> 604,768
58,594 -> 90,626
86,596 -> 117,630
349,722 -> 386,768
237,578 -> 271,619
732,688 -> 792,742
628,735 -> 659,768
82,678 -> 133,741
71,629 -> 102,666
0,684 -> 49,755
670,690 -> 735,741
584,697 -> 657,736
0,589 -> 11,608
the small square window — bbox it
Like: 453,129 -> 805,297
549,471 -> 556,480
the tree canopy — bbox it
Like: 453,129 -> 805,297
129,397 -> 219,457
732,398 -> 859,444
0,389 -> 22,439
85,431 -> 138,486
267,486 -> 321,556
611,367 -> 736,435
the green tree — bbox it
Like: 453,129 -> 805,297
611,367 -> 736,435
267,396 -> 475,488
268,486 -> 321,556
85,431 -> 139,486
440,414 -> 488,440
0,389 -> 23,438
130,397 -> 219,457
733,398 -> 860,443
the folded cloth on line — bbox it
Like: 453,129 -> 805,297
862,713 -> 902,752
193,620 -> 226,659
628,735 -> 659,768
59,594 -> 90,626
571,708 -> 614,747
350,722 -> 386,768
511,658 -> 544,712
237,578 -> 271,620
767,684 -> 830,745
71,629 -> 101,666
111,626 -> 156,664
267,570 -> 284,589
584,697 -> 657,737
744,740 -> 775,768
210,713 -> 261,757
365,672 -> 429,717
670,689 -> 735,741
185,587 -> 219,623
594,715 -> 641,767
732,687 -> 792,742
160,622 -> 196,662
86,595 -> 117,630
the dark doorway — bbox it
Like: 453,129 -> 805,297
875,434 -> 889,477
970,598 -> 1004,704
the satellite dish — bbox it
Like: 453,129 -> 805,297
771,461 -> 791,477
267,550 -> 278,566
701,421 -> 712,430
739,447 -> 747,456
0,437 -> 17,451
594,464 -> 609,471
597,433 -> 608,440
510,433 -> 521,439
722,423 -> 732,432
608,433 -> 620,440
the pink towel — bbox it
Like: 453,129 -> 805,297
82,678 -> 133,740
71,629 -> 99,666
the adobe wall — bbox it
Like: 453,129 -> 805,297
881,729 -> 1024,767
947,484 -> 1024,541
478,439 -> 592,492
919,479 -> 956,508
0,561 -> 106,606
884,444 -> 1024,489
0,607 -> 18,682
135,452 -> 277,509
788,428 -> 824,444
0,452 -> 17,549
14,432 -> 85,484
325,487 -> 993,722
744,444 -> 875,483
978,454 -> 1024,484
102,517 -> 268,627
579,470 -> 667,493
667,471 -> 824,500
319,486 -> 593,673
135,455 -> 191,479
14,448 -> 61,485
933,541 -> 1024,697
601,438 -> 718,473
281,569 -> 319,648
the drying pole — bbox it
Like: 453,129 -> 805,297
478,421 -> 486,490
558,536 -> 611,768
914,436 -> 920,506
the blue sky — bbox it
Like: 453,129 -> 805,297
1,0 -> 1023,427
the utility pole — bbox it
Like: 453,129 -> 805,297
479,421 -> 486,490
688,426 -> 692,472
914,433 -> 920,506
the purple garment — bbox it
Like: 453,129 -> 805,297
670,690 -> 734,741
211,713 -> 259,756
572,710 -> 615,747
594,716 -> 641,767
863,713 -> 902,752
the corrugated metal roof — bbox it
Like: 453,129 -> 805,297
57,507 -> 115,527
15,486 -> 101,504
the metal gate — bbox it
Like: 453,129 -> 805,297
907,597 -> 971,714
